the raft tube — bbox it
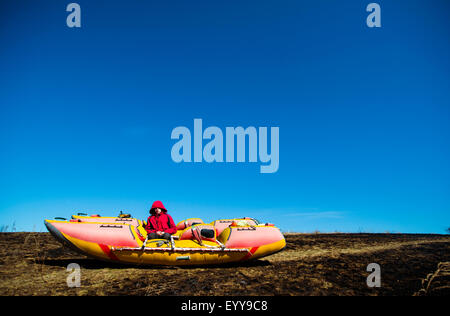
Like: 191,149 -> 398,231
44,219 -> 285,266
69,215 -> 257,236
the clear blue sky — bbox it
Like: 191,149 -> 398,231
1,0 -> 449,233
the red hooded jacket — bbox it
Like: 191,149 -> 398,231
144,201 -> 177,235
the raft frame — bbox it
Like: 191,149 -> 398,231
111,246 -> 250,253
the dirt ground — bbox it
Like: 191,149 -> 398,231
0,232 -> 449,296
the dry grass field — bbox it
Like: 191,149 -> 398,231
0,232 -> 449,296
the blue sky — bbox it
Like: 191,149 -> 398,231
1,0 -> 449,233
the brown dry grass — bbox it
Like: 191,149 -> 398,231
414,262 -> 450,296
0,232 -> 449,296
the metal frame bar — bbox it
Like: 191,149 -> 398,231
112,246 -> 250,253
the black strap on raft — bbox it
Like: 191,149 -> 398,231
77,213 -> 88,216
100,224 -> 123,228
54,217 -> 67,220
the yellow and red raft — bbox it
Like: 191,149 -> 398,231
44,215 -> 286,266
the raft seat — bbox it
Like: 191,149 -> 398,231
176,218 -> 205,231
179,224 -> 217,243
212,218 -> 259,235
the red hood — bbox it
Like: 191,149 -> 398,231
149,200 -> 168,215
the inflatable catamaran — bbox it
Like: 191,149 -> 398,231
44,213 -> 286,266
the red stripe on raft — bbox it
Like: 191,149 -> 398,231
240,247 -> 259,261
99,244 -> 119,261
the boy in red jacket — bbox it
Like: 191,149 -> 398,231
145,201 -> 177,240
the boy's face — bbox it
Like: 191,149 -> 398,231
155,208 -> 162,215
